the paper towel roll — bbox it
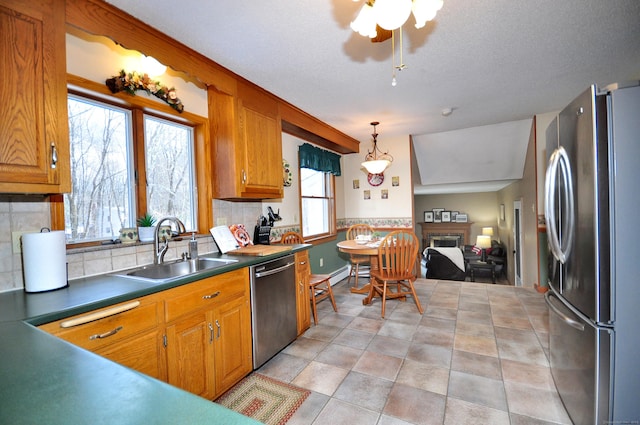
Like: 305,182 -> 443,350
22,230 -> 68,293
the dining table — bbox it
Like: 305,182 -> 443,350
336,239 -> 380,296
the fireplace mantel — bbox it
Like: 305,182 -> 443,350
420,222 -> 473,248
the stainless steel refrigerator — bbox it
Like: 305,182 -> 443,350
544,83 -> 640,424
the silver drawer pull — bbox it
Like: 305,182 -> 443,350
60,301 -> 141,328
203,291 -> 221,300
89,326 -> 123,340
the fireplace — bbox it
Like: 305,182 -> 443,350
431,235 -> 463,247
420,222 -> 473,250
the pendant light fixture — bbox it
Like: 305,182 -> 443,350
361,122 -> 393,174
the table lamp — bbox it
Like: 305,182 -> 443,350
476,235 -> 492,262
482,227 -> 494,237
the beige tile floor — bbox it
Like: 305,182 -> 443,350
257,277 -> 573,425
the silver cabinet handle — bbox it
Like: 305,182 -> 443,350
50,142 -> 58,169
241,169 -> 247,184
208,323 -> 214,344
215,320 -> 221,339
89,326 -> 123,340
203,291 -> 221,300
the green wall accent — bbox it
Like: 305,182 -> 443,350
308,232 -> 348,274
306,230 -> 391,275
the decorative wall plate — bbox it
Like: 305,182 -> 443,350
283,159 -> 292,187
367,172 -> 384,186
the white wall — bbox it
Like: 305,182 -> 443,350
535,111 -> 559,215
341,135 -> 413,222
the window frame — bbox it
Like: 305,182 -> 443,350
51,75 -> 212,247
298,166 -> 337,244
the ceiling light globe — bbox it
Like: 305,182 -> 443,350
362,159 -> 391,174
373,0 -> 412,30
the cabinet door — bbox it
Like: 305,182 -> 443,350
295,251 -> 311,335
165,310 -> 216,399
239,104 -> 283,198
0,0 -> 70,193
95,328 -> 166,381
213,295 -> 252,397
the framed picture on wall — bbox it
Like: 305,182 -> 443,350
424,211 -> 434,222
433,208 -> 444,223
456,213 -> 468,223
442,211 -> 451,222
451,211 -> 459,221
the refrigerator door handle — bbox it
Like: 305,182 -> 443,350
545,291 -> 585,331
544,146 -> 575,264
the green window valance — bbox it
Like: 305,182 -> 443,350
299,143 -> 341,176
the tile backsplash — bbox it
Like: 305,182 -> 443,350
0,196 -> 258,293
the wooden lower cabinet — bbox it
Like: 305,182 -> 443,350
40,268 -> 253,400
213,295 -> 252,395
94,328 -> 166,380
165,310 -> 215,398
295,251 -> 311,335
163,268 -> 252,399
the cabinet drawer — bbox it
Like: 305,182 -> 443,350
40,299 -> 159,351
164,268 -> 248,322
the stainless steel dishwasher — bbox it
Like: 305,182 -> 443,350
250,254 -> 297,369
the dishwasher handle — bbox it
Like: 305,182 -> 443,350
254,261 -> 295,278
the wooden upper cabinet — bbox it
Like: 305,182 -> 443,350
0,0 -> 70,193
209,81 -> 283,200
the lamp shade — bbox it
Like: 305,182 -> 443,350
482,227 -> 494,237
361,159 -> 390,174
476,235 -> 492,249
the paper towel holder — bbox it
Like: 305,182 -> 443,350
22,228 -> 69,293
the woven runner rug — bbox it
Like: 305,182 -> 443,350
216,373 -> 310,425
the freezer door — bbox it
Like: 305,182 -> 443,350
546,289 -> 612,425
555,85 -> 611,322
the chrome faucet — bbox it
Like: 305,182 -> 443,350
154,216 -> 186,264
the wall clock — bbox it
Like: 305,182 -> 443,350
367,172 -> 384,186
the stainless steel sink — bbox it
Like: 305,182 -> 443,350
113,257 -> 238,282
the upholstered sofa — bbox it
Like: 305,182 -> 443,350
463,240 -> 507,277
423,247 -> 467,281
423,241 -> 507,281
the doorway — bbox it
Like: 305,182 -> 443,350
513,200 -> 523,286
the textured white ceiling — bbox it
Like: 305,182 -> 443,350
105,0 -> 640,193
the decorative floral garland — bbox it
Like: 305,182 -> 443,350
105,70 -> 184,113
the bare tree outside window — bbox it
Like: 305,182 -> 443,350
144,116 -> 196,230
65,96 -> 133,242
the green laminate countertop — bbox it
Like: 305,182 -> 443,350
0,245 -> 309,425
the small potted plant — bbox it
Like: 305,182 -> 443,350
137,213 -> 157,242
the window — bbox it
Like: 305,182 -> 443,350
300,167 -> 335,240
144,116 -> 196,229
63,94 -> 197,243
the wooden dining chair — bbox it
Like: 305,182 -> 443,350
363,230 -> 423,318
280,231 -> 337,324
280,231 -> 304,244
346,223 -> 374,289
